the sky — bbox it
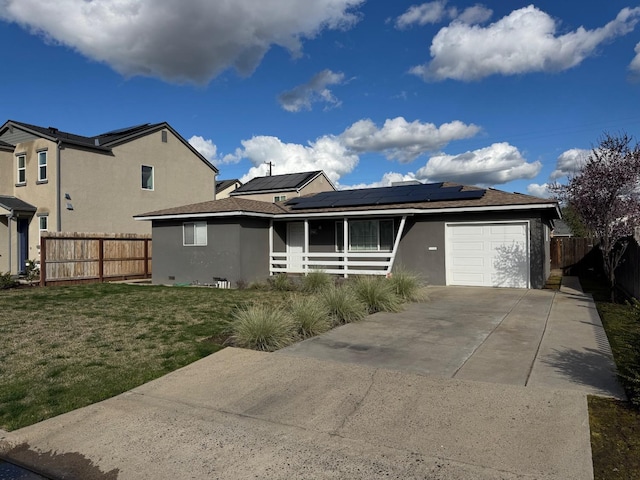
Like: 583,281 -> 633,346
2,0 -> 640,196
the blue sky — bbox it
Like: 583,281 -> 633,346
2,1 -> 640,196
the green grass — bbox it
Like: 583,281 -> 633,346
231,304 -> 296,351
289,294 -> 331,338
0,283 -> 287,431
579,275 -> 640,480
320,285 -> 367,325
350,276 -> 403,314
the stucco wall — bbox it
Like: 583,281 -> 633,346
60,129 -> 216,236
151,217 -> 269,286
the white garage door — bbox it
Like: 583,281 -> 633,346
446,222 -> 529,288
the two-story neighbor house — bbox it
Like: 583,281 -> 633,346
229,170 -> 335,202
0,120 -> 218,274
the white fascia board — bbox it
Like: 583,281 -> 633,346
134,202 -> 559,222
134,211 -> 274,221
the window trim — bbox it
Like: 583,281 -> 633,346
141,165 -> 154,190
16,154 -> 26,185
183,221 -> 207,246
37,150 -> 48,182
335,219 -> 394,252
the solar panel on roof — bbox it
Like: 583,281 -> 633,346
287,182 -> 485,210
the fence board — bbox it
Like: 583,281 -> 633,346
550,237 -> 596,271
616,237 -> 640,299
40,232 -> 152,286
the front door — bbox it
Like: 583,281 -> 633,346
17,218 -> 29,273
287,222 -> 305,272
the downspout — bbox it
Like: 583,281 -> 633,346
56,140 -> 62,231
7,214 -> 12,274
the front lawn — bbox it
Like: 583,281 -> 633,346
0,283 -> 287,431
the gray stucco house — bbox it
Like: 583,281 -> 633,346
135,180 -> 560,289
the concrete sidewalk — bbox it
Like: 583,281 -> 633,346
0,278 -> 623,479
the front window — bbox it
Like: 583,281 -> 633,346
141,165 -> 154,190
17,155 -> 26,184
38,151 -> 47,181
183,221 -> 207,246
336,219 -> 394,252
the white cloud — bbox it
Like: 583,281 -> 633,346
411,6 -> 640,81
278,69 -> 345,112
630,41 -> 640,73
527,183 -> 551,198
395,1 -> 453,28
550,148 -> 589,180
188,135 -> 218,164
415,142 -> 542,185
235,135 -> 359,184
456,5 -> 492,25
340,117 -> 481,163
0,0 -> 363,84
342,172 -> 419,190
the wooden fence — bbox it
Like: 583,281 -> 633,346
615,236 -> 640,299
40,232 -> 152,286
550,237 -> 597,272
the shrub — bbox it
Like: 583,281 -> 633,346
289,294 -> 331,338
321,285 -> 367,325
268,273 -> 294,291
247,281 -> 269,291
388,269 -> 425,302
0,271 -> 17,290
301,270 -> 332,293
231,304 -> 296,352
351,275 -> 402,314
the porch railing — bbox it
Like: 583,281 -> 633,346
270,251 -> 392,277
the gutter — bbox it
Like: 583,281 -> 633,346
134,202 -> 560,222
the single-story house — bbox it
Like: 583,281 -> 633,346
135,180 -> 561,289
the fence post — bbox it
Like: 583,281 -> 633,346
40,236 -> 47,287
98,238 -> 104,283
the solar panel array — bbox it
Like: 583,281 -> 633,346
234,171 -> 320,193
286,183 -> 485,210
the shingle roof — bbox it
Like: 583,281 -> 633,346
216,179 -> 241,192
136,196 -> 289,218
136,183 -> 559,219
231,171 -> 323,195
0,196 -> 37,213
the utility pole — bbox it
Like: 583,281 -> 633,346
264,161 -> 274,176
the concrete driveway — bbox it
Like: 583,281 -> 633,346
0,278 -> 625,479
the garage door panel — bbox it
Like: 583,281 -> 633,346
446,223 -> 529,288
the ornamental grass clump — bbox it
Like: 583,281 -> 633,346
388,269 -> 425,302
269,273 -> 295,291
301,270 -> 333,293
289,294 -> 331,338
351,275 -> 402,314
321,285 -> 367,325
231,304 -> 296,352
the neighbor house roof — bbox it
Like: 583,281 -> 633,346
230,171 -> 329,195
0,120 -> 218,173
136,182 -> 560,221
0,195 -> 37,214
216,179 -> 241,191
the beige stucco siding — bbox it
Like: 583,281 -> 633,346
59,129 -> 215,235
236,174 -> 334,203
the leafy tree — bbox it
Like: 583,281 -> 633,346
560,205 -> 590,238
551,133 -> 640,300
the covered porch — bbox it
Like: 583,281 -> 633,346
269,215 -> 408,277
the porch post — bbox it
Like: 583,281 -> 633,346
304,219 -> 309,274
269,220 -> 273,276
387,215 -> 407,274
343,217 -> 348,278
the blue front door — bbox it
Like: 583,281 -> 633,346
17,218 -> 29,272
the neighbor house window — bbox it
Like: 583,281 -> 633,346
183,221 -> 207,246
39,215 -> 48,233
335,219 -> 394,252
37,151 -> 47,182
16,154 -> 26,184
274,195 -> 287,202
141,165 -> 154,190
